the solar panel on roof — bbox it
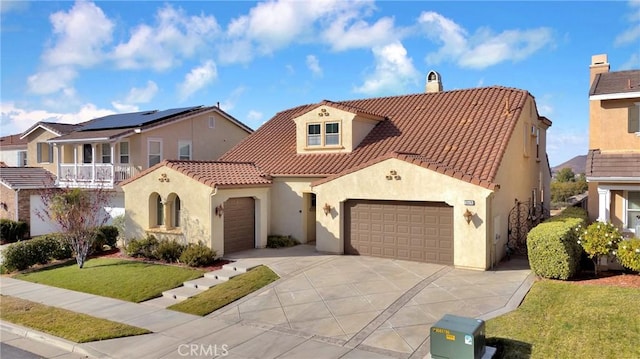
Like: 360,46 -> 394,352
79,106 -> 202,131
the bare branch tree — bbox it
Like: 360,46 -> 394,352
37,180 -> 114,268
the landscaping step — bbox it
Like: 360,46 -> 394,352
162,286 -> 203,301
183,277 -> 226,290
222,262 -> 261,273
204,269 -> 242,281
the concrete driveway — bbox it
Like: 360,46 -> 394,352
218,245 -> 533,358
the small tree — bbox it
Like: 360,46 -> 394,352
576,222 -> 623,276
556,168 -> 576,182
38,186 -> 113,268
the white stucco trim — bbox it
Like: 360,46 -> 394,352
587,177 -> 640,182
589,91 -> 640,101
596,188 -> 611,222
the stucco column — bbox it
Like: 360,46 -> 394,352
164,199 -> 173,230
597,187 -> 610,222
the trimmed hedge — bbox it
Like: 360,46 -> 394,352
616,238 -> 640,272
0,219 -> 29,244
1,234 -> 72,272
527,208 -> 587,280
124,235 -> 159,259
266,235 -> 299,248
179,242 -> 216,267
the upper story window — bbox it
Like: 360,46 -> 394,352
325,122 -> 340,145
307,124 -> 321,146
148,139 -> 162,167
101,144 -> 111,164
18,151 -> 27,167
36,143 -> 53,163
209,116 -> 216,129
178,141 -> 192,160
119,142 -> 129,164
629,103 -> 640,134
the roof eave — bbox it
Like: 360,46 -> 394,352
589,92 -> 640,101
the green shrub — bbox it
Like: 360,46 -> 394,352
37,233 -> 73,260
125,235 -> 159,259
615,238 -> 640,272
0,219 -> 29,243
266,235 -> 299,248
527,216 -> 585,280
548,207 -> 589,222
2,241 -> 36,271
179,242 -> 216,267
1,234 -> 74,272
155,240 -> 186,263
97,226 -> 119,248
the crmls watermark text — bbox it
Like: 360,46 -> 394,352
178,344 -> 229,357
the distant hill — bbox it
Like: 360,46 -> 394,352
552,155 -> 587,176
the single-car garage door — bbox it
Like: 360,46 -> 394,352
345,200 -> 453,265
224,197 -> 255,253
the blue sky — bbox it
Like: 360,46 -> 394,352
1,1 -> 639,167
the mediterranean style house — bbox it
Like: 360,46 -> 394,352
6,105 -> 252,237
586,54 -> 640,235
122,73 -> 552,270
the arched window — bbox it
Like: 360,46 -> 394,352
174,196 -> 181,227
156,195 -> 164,226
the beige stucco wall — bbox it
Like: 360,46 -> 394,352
492,96 -> 551,264
269,177 -> 323,243
313,158 -> 493,270
122,165 -> 270,256
589,99 -> 639,151
25,129 -> 58,174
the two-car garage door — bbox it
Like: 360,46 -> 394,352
344,200 -> 453,265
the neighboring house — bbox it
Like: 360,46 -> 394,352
0,167 -> 56,236
0,134 -> 28,167
586,54 -> 640,235
17,105 -> 252,237
123,72 -> 552,270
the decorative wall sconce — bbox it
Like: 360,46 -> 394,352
158,173 -> 170,182
323,203 -> 332,216
386,170 -> 401,180
463,209 -> 474,224
215,204 -> 224,217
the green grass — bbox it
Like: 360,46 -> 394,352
169,265 -> 279,316
0,295 -> 150,343
486,280 -> 640,359
14,258 -> 205,302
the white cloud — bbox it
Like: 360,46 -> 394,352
126,81 -> 158,104
353,42 -> 419,95
546,128 -> 589,167
247,110 -> 263,122
322,16 -> 399,51
113,4 -> 220,70
178,61 -> 217,101
27,66 -> 78,95
615,1 -> 640,46
1,102 -> 115,135
620,53 -> 640,70
111,103 -> 139,113
0,1 -> 29,14
306,55 -> 322,77
218,87 -> 246,112
43,1 -> 114,67
419,11 -> 553,69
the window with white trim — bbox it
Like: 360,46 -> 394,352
156,194 -> 164,226
307,123 -> 321,146
178,141 -> 192,160
148,139 -> 162,167
208,116 -> 216,129
325,122 -> 340,145
36,142 -> 53,163
119,142 -> 129,164
83,144 -> 93,164
101,144 -> 111,163
18,150 -> 27,166
174,196 -> 181,227
627,191 -> 640,231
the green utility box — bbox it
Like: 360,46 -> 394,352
430,314 -> 486,359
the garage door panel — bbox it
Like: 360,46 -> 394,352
224,197 -> 255,254
345,200 -> 453,265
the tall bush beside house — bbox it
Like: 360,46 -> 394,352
0,219 -> 28,244
576,222 -> 622,276
613,238 -> 640,272
527,207 -> 587,280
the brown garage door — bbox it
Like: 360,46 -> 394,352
345,200 -> 453,265
224,197 -> 255,253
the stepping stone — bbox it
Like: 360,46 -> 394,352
184,277 -> 225,290
162,286 -> 202,301
204,269 -> 242,281
223,262 -> 261,273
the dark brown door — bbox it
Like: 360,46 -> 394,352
223,197 -> 255,253
345,200 -> 453,265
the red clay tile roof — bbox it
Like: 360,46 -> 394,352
0,167 -> 56,189
586,149 -> 640,178
119,160 -> 272,188
589,70 -> 640,96
221,86 -> 537,189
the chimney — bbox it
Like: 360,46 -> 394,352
589,54 -> 609,86
425,70 -> 442,93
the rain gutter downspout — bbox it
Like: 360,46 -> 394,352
15,188 -> 20,222
210,186 -> 218,248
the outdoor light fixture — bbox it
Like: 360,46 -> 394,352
215,204 -> 224,217
463,209 -> 474,224
323,203 -> 332,216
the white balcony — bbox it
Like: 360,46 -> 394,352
58,163 -> 139,188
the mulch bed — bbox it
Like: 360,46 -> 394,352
97,248 -> 231,272
567,270 -> 640,289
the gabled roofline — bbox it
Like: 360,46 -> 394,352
290,100 -> 387,122
20,122 -> 65,139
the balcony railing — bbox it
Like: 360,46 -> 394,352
58,163 -> 139,188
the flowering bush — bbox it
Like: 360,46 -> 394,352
615,238 -> 640,272
575,222 -> 623,275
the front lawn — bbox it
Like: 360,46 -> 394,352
13,258 -> 205,302
169,265 -> 279,316
0,295 -> 150,342
486,280 -> 640,358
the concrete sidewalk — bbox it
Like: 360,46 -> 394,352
1,246 -> 533,359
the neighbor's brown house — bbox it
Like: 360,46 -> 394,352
0,167 -> 55,226
122,72 -> 552,270
587,54 -> 640,235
